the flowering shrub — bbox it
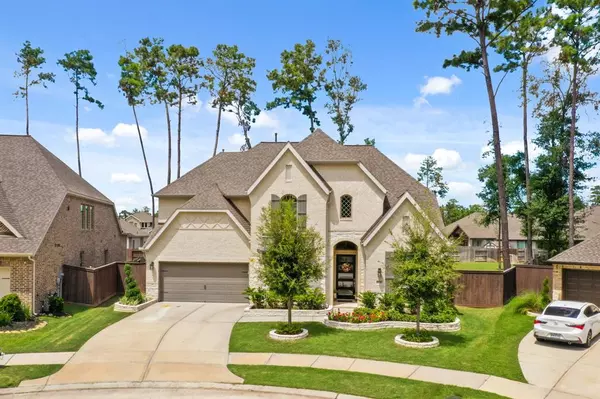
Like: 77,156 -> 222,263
327,307 -> 456,324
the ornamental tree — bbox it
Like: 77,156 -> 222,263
256,200 -> 325,326
391,211 -> 458,336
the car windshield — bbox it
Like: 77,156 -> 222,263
544,306 -> 581,318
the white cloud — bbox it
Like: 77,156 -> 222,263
77,128 -> 115,147
112,123 -> 148,138
397,148 -> 464,172
447,181 -> 479,203
110,172 -> 142,183
228,133 -> 248,146
83,106 -> 91,112
420,75 -> 462,96
182,95 -> 203,113
114,196 -> 138,211
480,140 -> 542,160
254,111 -> 279,129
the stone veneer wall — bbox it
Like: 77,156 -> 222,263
552,264 -> 600,300
0,257 -> 33,308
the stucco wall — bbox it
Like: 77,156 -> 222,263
230,197 -> 251,221
248,150 -> 330,301
314,163 -> 385,233
145,211 -> 251,299
363,200 -> 416,293
34,195 -> 125,311
0,256 -> 33,308
158,196 -> 192,223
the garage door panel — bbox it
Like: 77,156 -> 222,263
160,262 -> 249,303
564,269 -> 600,305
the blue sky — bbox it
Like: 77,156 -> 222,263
1,1 -> 598,211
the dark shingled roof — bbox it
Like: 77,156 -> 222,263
0,135 -> 114,255
154,129 -> 441,230
443,212 -> 531,240
549,233 -> 600,265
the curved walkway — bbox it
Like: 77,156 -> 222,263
230,352 -> 550,399
519,331 -> 600,399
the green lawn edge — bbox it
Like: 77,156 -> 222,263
229,365 -> 507,399
0,365 -> 62,388
230,306 -> 531,382
1,297 -> 130,354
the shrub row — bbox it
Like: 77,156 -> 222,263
244,287 -> 326,310
327,306 -> 456,324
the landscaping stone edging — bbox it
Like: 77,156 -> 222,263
394,334 -> 440,348
114,298 -> 157,313
243,305 -> 332,318
268,328 -> 309,341
323,317 -> 460,332
0,320 -> 47,334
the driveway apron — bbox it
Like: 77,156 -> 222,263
47,302 -> 246,385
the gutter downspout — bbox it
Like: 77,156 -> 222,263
28,255 -> 36,314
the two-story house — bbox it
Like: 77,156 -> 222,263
0,135 -> 125,312
120,211 -> 153,261
143,130 -> 443,305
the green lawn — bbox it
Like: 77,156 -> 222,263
454,262 -> 503,271
0,365 -> 62,388
230,365 -> 507,399
1,297 -> 129,354
230,306 -> 531,382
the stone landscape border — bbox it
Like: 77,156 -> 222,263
269,328 -> 309,341
323,317 -> 460,332
394,334 -> 440,348
114,298 -> 157,313
241,305 -> 333,321
0,320 -> 47,334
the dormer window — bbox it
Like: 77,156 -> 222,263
340,195 -> 352,219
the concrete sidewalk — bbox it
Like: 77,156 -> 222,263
0,352 -> 74,366
229,352 -> 577,399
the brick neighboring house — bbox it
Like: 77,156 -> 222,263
143,129 -> 444,305
120,212 -> 152,261
0,135 -> 125,312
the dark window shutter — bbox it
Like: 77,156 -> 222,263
271,194 -> 280,210
298,195 -> 307,216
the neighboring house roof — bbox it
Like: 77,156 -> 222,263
548,233 -> 600,266
443,212 -> 528,241
119,220 -> 151,237
155,129 -> 442,227
127,212 -> 153,223
0,135 -> 115,255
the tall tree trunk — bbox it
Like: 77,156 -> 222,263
479,27 -> 510,271
243,126 -> 252,150
75,90 -> 82,176
177,93 -> 182,179
164,101 -> 172,185
132,105 -> 155,227
522,63 -> 533,263
415,299 -> 421,335
308,98 -> 315,132
25,74 -> 29,136
568,61 -> 578,248
213,104 -> 223,157
287,296 -> 293,326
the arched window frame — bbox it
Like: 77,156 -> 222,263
340,194 -> 353,219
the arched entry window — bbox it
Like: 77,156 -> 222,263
340,195 -> 352,219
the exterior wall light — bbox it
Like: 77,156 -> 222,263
149,261 -> 154,270
377,267 -> 383,283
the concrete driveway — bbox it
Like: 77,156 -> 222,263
47,302 -> 246,385
519,331 -> 600,398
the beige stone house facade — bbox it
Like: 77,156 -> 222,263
144,130 -> 443,305
549,233 -> 600,305
0,135 -> 124,312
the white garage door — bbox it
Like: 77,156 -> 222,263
0,267 -> 10,298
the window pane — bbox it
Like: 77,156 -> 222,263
340,195 -> 352,218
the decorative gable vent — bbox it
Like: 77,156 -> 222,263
0,220 -> 14,236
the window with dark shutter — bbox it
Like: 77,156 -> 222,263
271,194 -> 280,210
298,194 -> 307,227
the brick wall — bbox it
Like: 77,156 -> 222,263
0,256 -> 33,308
552,264 -> 600,300
34,195 -> 125,311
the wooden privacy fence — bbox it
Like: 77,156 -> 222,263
454,267 -> 517,308
62,262 -> 146,306
515,264 -> 553,294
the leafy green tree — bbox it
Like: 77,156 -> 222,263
323,39 -> 367,144
495,9 -> 548,262
391,211 -> 458,336
549,0 -> 600,247
441,199 -> 484,225
413,0 -> 535,271
119,209 -> 132,219
14,41 -> 55,136
256,200 -> 325,326
417,156 -> 448,199
166,44 -> 201,178
363,137 -> 376,146
134,38 -> 177,185
122,264 -> 144,305
590,185 -> 600,205
204,44 -> 257,156
267,40 -> 324,132
57,50 -> 104,177
118,51 -> 155,225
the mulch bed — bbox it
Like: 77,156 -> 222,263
0,319 -> 47,334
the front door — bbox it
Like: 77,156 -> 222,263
336,254 -> 356,301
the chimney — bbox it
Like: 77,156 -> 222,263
275,132 -> 278,143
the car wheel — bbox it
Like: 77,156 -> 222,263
585,330 -> 593,348
535,337 -> 544,343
